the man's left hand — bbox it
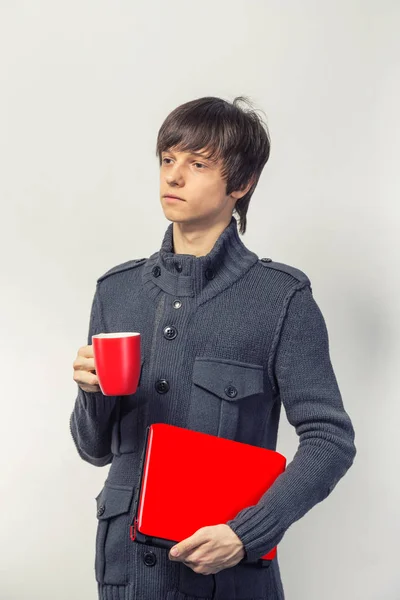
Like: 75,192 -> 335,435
168,524 -> 246,575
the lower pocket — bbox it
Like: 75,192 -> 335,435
94,483 -> 135,584
172,561 -> 276,600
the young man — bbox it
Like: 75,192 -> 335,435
71,96 -> 357,600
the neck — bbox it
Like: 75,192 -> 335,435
172,217 -> 232,257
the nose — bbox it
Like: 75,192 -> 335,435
165,163 -> 184,185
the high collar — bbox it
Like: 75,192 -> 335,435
142,216 -> 259,304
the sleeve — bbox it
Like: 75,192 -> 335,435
69,283 -> 118,467
226,283 -> 357,562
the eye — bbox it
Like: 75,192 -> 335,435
162,157 -> 172,165
194,162 -> 206,169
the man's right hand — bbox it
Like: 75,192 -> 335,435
73,344 -> 101,393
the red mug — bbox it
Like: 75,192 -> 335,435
92,332 -> 141,396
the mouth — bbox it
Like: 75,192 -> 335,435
163,194 -> 185,201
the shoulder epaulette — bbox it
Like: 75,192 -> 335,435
97,258 -> 147,284
259,257 -> 310,286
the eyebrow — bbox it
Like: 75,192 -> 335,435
164,149 -> 216,163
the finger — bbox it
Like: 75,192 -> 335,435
73,355 -> 96,372
172,541 -> 203,560
184,541 -> 214,565
172,528 -> 210,557
73,368 -> 99,386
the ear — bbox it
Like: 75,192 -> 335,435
230,176 -> 256,200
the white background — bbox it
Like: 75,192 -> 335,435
1,1 -> 399,599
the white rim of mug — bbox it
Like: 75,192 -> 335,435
92,332 -> 140,338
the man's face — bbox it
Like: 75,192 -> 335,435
159,146 -> 237,225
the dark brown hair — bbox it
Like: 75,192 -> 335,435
156,96 -> 271,234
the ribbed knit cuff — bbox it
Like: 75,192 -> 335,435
226,500 -> 285,564
78,386 -> 117,420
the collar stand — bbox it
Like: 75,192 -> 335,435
142,216 -> 259,302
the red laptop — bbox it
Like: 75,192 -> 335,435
130,423 -> 286,567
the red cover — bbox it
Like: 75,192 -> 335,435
130,423 -> 286,565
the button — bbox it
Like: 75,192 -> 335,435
261,257 -> 272,262
224,385 -> 237,398
173,300 -> 182,309
155,379 -> 169,394
205,268 -> 214,280
163,325 -> 177,340
174,262 -> 182,272
143,551 -> 157,567
152,265 -> 161,277
97,505 -> 105,517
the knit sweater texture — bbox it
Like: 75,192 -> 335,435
70,215 -> 357,600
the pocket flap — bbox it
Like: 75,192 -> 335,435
192,357 -> 264,401
95,484 -> 135,520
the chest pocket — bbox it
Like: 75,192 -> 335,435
186,357 -> 265,440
